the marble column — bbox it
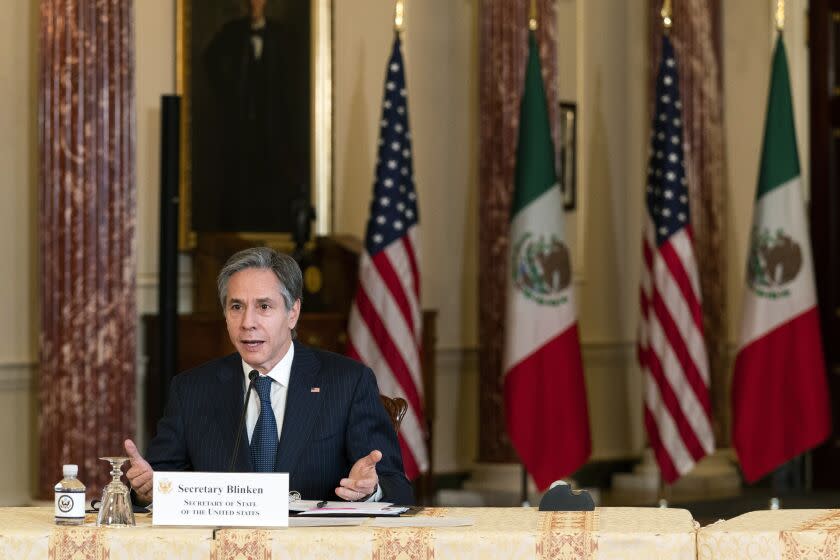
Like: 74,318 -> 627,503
478,0 -> 560,462
38,0 -> 136,499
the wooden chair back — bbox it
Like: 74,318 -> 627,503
379,394 -> 408,433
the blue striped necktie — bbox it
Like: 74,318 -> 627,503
250,375 -> 278,472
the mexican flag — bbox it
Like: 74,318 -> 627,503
731,35 -> 830,483
503,32 -> 591,491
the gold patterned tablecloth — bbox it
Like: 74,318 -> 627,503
214,507 -> 697,560
698,509 -> 840,560
0,507 -> 214,560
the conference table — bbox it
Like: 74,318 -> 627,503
0,506 -> 697,559
698,509 -> 840,560
0,507 -> 214,559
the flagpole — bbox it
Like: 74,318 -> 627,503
767,0 -> 798,510
660,0 -> 672,33
657,0 -> 673,507
767,0 -> 788,509
775,0 -> 785,32
394,0 -> 405,34
529,0 -> 537,30
520,0 -> 536,508
521,466 -> 530,507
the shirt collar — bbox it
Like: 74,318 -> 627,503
241,343 -> 294,387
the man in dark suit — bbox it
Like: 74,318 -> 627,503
196,0 -> 309,232
124,247 -> 413,505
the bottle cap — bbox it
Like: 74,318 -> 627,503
62,464 -> 78,477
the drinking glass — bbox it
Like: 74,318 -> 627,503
96,456 -> 136,527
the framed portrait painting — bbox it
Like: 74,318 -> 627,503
177,0 -> 333,248
557,101 -> 576,211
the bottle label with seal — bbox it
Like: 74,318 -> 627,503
55,491 -> 86,518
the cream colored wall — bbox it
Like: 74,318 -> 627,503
0,0 -> 38,505
0,0 -> 37,360
136,0 -> 177,313
334,0 -> 478,350
0,0 -> 815,503
572,0 -> 649,460
724,2 -> 772,346
333,0 -> 478,473
135,0 -> 177,453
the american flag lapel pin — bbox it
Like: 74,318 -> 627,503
310,387 -> 320,393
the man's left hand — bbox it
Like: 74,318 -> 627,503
336,449 -> 381,501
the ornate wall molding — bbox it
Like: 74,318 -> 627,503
0,361 -> 36,392
434,342 -> 700,471
135,271 -> 194,314
0,360 -> 35,506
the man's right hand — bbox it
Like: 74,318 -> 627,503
124,439 -> 154,504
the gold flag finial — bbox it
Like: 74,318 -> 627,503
394,0 -> 405,32
775,0 -> 785,31
529,0 -> 537,31
661,0 -> 673,31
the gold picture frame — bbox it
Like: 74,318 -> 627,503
176,0 -> 333,250
558,101 -> 576,211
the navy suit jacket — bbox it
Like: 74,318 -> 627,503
146,341 -> 414,505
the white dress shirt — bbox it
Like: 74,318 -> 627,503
242,343 -> 293,443
250,17 -> 266,60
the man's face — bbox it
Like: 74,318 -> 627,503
249,0 -> 266,20
224,267 -> 300,373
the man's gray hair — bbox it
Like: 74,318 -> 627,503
217,247 -> 303,311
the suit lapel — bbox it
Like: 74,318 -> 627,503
261,24 -> 277,70
217,353 -> 253,471
276,342 -> 322,473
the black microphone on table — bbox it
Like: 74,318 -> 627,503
229,370 -> 259,472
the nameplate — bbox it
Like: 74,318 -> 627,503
152,471 -> 289,527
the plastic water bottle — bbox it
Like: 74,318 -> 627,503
54,464 -> 86,525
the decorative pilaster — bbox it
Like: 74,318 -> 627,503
38,0 -> 137,498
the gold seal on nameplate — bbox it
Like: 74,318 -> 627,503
304,266 -> 323,294
157,479 -> 173,495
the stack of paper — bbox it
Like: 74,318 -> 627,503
290,501 -> 408,516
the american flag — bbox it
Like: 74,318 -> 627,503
638,35 -> 714,483
347,32 -> 427,479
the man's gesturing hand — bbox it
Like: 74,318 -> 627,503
124,439 -> 154,504
335,450 -> 382,501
